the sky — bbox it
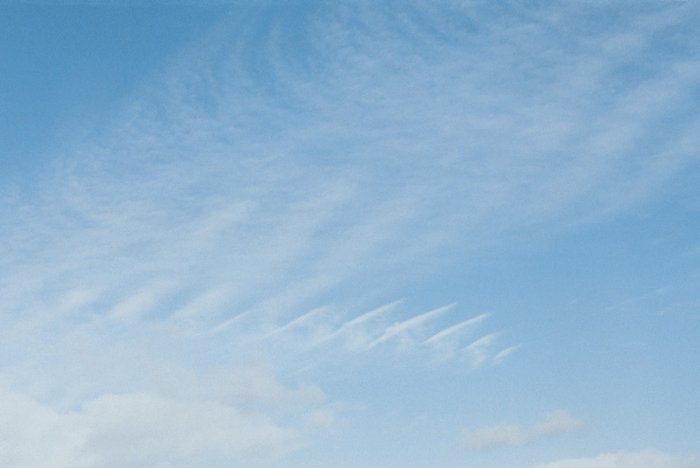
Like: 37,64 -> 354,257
1,1 -> 699,467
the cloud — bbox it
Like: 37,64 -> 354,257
0,387 -> 86,468
261,300 -> 511,364
461,410 -> 583,450
461,333 -> 519,369
0,365 -> 332,468
313,300 -> 404,347
81,393 -> 298,466
107,280 -> 176,323
367,303 -> 455,349
1,1 -> 695,382
536,449 -> 700,468
1,1 -> 699,465
423,313 -> 491,346
492,345 -> 520,365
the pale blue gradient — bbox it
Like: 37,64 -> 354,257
1,1 -> 699,467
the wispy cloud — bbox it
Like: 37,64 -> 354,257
605,272 -> 700,317
257,300 -> 509,364
107,280 -> 176,323
367,303 -> 455,349
423,313 -> 490,346
492,345 -> 521,365
1,0 -> 698,465
3,1 -> 697,364
314,300 -> 404,346
461,410 -> 583,450
170,287 -> 232,322
462,333 -> 519,369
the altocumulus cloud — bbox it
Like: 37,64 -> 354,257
461,410 -> 583,450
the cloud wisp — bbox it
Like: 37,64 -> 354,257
2,1 -> 697,378
260,300 -> 514,367
461,410 -> 584,451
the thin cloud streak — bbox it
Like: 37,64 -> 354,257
367,303 -> 456,349
313,300 -> 404,345
423,312 -> 490,346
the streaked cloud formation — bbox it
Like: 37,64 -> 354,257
1,0 -> 699,466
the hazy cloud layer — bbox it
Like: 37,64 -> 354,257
0,365 -> 331,468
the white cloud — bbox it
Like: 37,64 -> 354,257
492,345 -> 520,365
313,300 -> 403,347
1,1 -> 694,384
423,313 -> 491,346
107,280 -> 176,323
81,392 -> 298,466
463,333 -> 500,369
1,1 -> 698,465
253,299 -> 510,364
367,303 -> 455,349
460,333 -> 519,369
170,287 -> 231,322
0,365 -> 332,468
0,387 -> 87,468
536,449 -> 700,468
461,410 -> 583,450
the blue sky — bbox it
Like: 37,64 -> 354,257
1,1 -> 699,467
